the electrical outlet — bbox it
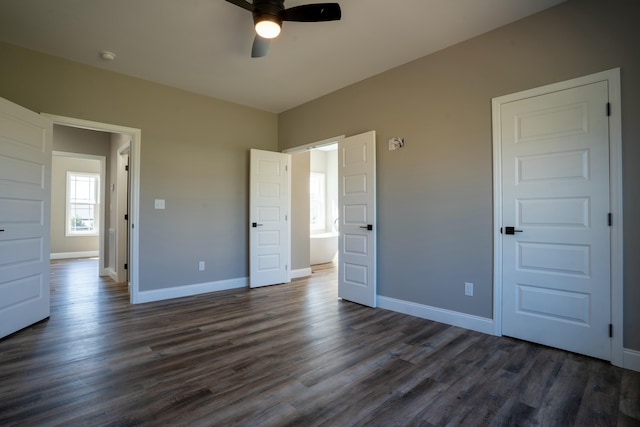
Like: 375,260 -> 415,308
199,261 -> 205,271
465,282 -> 474,297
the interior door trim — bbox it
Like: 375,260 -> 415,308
491,68 -> 623,367
43,113 -> 142,305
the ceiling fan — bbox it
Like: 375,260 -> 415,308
225,0 -> 342,58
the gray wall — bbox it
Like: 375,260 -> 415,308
0,41 -> 278,292
278,0 -> 640,350
54,125 -> 111,157
51,155 -> 101,254
291,151 -> 310,271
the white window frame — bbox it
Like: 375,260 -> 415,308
66,171 -> 100,237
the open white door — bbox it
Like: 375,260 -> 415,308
338,131 -> 376,307
249,149 -> 291,288
0,97 -> 52,338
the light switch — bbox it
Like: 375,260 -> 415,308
154,199 -> 165,209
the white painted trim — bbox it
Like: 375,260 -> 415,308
623,349 -> 640,373
491,68 -> 624,366
104,268 -> 118,282
136,277 -> 248,304
282,135 -> 345,154
116,142 -> 131,284
50,250 -> 99,260
491,93 -> 504,338
378,296 -> 494,335
43,114 -> 141,305
291,267 -> 312,279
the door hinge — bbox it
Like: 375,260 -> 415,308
609,323 -> 613,337
608,213 -> 612,226
285,264 -> 288,271
607,102 -> 611,117
285,164 -> 288,172
124,214 -> 128,221
124,263 -> 128,270
125,164 -> 129,171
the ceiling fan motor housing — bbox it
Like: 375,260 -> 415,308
253,0 -> 285,27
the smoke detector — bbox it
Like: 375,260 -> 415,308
99,51 -> 116,61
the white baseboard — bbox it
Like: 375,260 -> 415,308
135,277 -> 248,304
50,250 -> 99,260
378,296 -> 494,335
291,268 -> 312,279
623,348 -> 640,372
104,268 -> 118,282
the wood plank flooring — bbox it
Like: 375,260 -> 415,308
0,258 -> 638,426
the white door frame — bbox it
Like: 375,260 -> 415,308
42,114 -> 142,305
282,135 -> 346,155
51,151 -> 106,273
116,143 -> 131,284
491,68 -> 623,367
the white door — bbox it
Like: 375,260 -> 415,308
500,81 -> 611,360
249,149 -> 290,288
0,97 -> 52,339
338,131 -> 377,307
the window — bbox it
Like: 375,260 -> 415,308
66,172 -> 100,236
310,172 -> 326,232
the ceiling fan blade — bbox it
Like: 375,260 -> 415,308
281,3 -> 341,22
251,35 -> 270,58
224,0 -> 254,12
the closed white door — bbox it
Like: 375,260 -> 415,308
249,149 -> 290,288
500,81 -> 611,360
0,97 -> 52,339
338,131 -> 377,307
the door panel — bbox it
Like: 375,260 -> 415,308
500,82 -> 611,360
249,149 -> 290,288
338,131 -> 376,307
0,97 -> 52,339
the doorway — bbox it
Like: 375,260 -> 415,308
286,136 -> 343,278
285,131 -> 377,308
44,114 -> 141,304
309,143 -> 339,267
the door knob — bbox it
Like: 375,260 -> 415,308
252,222 -> 263,228
359,224 -> 373,231
501,226 -> 522,235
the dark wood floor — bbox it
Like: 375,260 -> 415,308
0,259 -> 638,426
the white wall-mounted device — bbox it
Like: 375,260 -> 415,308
388,137 -> 405,151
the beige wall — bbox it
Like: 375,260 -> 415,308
291,151 -> 310,271
279,0 -> 640,350
0,41 -> 278,291
51,155 -> 101,255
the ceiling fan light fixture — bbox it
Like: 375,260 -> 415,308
255,17 -> 281,39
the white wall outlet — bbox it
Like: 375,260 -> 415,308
465,282 -> 474,297
199,261 -> 205,271
154,199 -> 165,209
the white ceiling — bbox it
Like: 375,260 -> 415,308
0,0 -> 565,113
